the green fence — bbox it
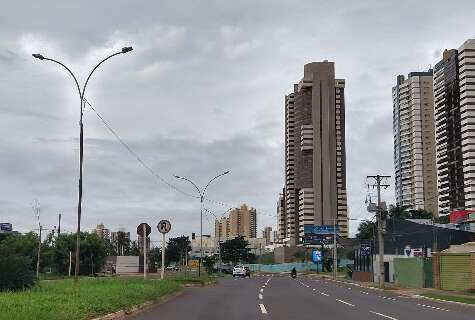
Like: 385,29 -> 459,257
439,253 -> 472,291
394,258 -> 433,288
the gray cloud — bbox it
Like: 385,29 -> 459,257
1,0 -> 475,241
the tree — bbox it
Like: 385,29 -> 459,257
202,255 -> 217,274
389,205 -> 409,219
220,236 -> 250,264
148,247 -> 161,272
408,209 -> 433,219
113,231 -> 131,256
166,236 -> 191,266
129,241 -> 141,256
356,220 -> 375,241
435,215 -> 449,224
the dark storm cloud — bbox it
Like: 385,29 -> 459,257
1,0 -> 475,239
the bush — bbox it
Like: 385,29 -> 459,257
0,255 -> 36,291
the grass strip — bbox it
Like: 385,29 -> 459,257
423,293 -> 475,305
0,277 -> 182,320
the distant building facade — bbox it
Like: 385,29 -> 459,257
434,39 -> 475,214
280,61 -> 348,245
262,226 -> 272,245
214,204 -> 257,240
95,223 -> 111,240
393,70 -> 438,215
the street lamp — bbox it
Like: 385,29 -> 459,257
175,171 -> 230,277
32,46 -> 133,282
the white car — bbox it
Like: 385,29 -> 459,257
232,265 -> 248,277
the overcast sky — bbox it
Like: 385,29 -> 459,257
1,0 -> 474,242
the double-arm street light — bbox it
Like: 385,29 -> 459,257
32,46 -> 133,282
175,171 -> 230,277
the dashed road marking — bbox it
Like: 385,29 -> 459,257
259,293 -> 263,300
335,299 -> 355,307
417,303 -> 450,312
369,310 -> 399,320
260,288 -> 264,293
259,304 -> 268,314
360,291 -> 369,295
320,292 -> 329,296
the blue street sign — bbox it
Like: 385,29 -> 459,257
304,225 -> 339,235
312,249 -> 322,263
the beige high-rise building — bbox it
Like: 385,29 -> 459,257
95,223 -> 110,240
280,61 -> 348,245
433,39 -> 475,214
214,204 -> 257,240
393,70 -> 438,215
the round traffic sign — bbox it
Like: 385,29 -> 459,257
137,223 -> 151,237
157,220 -> 171,234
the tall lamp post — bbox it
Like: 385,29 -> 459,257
32,47 -> 133,282
175,171 -> 230,277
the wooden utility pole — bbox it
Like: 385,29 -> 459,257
367,175 -> 390,289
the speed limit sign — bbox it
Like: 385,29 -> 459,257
157,220 -> 171,234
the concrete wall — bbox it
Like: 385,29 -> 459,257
116,256 -> 140,273
372,254 -> 406,283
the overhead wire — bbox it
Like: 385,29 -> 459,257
84,98 -> 278,218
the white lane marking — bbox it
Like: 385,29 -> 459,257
260,288 -> 264,293
312,288 -> 316,291
347,287 -> 352,290
417,303 -> 449,312
335,299 -> 355,307
259,304 -> 268,314
369,311 -> 399,320
360,291 -> 369,295
259,293 -> 263,300
320,292 -> 329,296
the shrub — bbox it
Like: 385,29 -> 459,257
0,255 -> 36,291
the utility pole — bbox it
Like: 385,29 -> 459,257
57,213 -> 61,236
36,225 -> 42,279
367,175 -> 390,289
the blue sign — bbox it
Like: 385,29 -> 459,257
0,223 -> 12,232
312,249 -> 322,263
304,225 -> 339,235
303,233 -> 334,245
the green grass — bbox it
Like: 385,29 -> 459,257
0,277 -> 182,320
423,293 -> 475,305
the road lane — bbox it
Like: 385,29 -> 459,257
300,276 -> 475,320
128,276 -> 267,320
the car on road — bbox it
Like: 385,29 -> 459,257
233,265 -> 250,277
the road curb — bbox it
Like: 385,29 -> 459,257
412,294 -> 475,308
90,291 -> 184,320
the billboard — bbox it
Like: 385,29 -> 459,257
312,249 -> 322,263
303,233 -> 335,245
0,223 -> 12,232
303,225 -> 339,235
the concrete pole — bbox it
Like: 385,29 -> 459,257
161,232 -> 166,280
68,251 -> 72,277
36,225 -> 42,279
377,176 -> 385,289
143,224 -> 147,280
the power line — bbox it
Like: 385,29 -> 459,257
84,98 -> 277,218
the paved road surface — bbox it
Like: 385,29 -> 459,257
129,275 -> 475,320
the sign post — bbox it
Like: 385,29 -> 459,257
137,223 -> 152,279
157,220 -> 171,280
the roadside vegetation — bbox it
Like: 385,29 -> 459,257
423,292 -> 475,305
0,277 -> 184,320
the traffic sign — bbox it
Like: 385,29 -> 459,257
157,220 -> 171,234
304,225 -> 339,235
137,223 -> 151,237
312,249 -> 322,263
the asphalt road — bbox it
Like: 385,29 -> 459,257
129,275 -> 475,320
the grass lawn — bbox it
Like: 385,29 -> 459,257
423,293 -> 475,305
0,277 -> 182,320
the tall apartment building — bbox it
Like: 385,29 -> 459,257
281,61 -> 348,245
214,204 -> 257,240
262,226 -> 272,245
276,191 -> 286,243
393,70 -> 438,214
95,223 -> 111,240
434,39 -> 475,214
